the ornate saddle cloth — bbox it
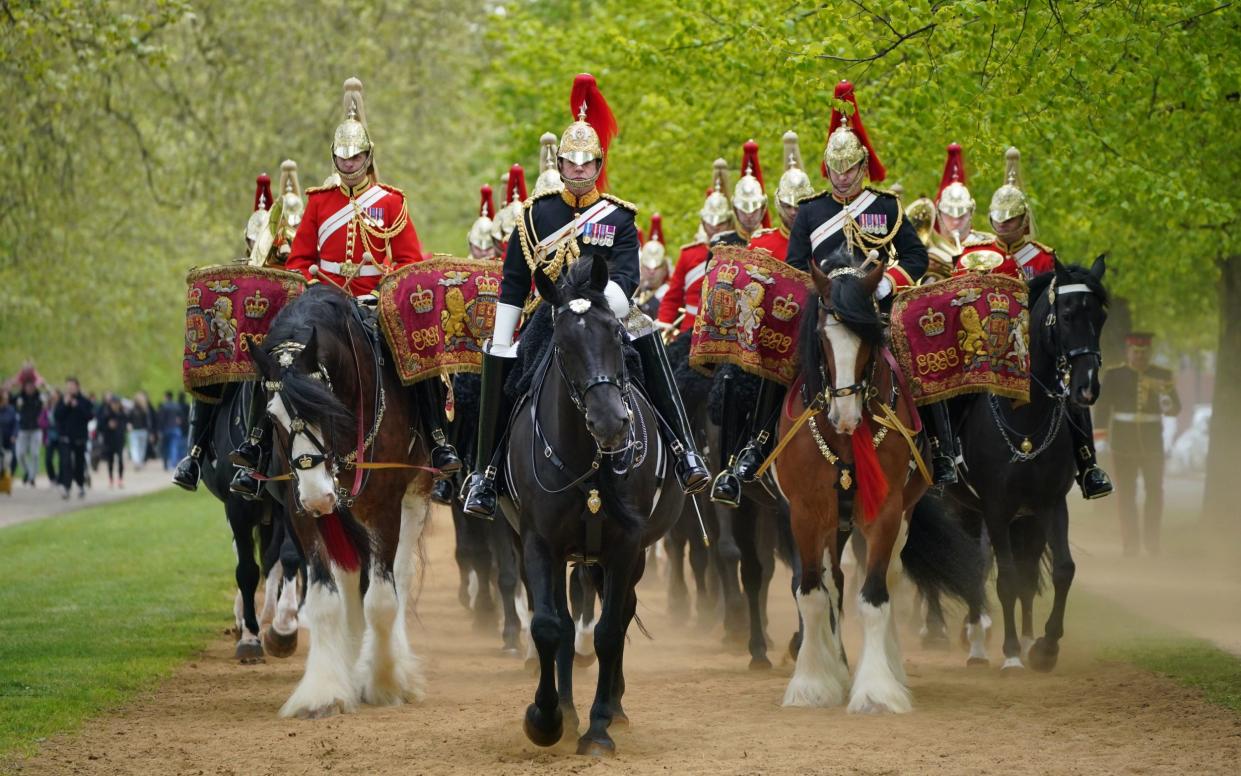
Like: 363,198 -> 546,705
888,273 -> 1031,405
688,245 -> 811,386
183,265 -> 306,399
376,256 -> 503,385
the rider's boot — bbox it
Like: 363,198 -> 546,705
925,401 -> 958,485
1070,405 -> 1112,499
462,352 -> 513,519
172,399 -> 214,491
413,378 -> 462,479
229,382 -> 269,500
710,372 -> 742,508
430,477 -> 455,505
733,378 -> 786,483
632,330 -> 710,495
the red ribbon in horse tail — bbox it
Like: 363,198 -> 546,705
851,417 -> 889,523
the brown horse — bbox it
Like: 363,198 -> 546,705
775,251 -> 973,713
252,284 -> 434,718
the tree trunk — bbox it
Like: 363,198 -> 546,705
1202,253 -> 1241,526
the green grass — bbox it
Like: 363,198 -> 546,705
1108,640 -> 1241,712
0,488 -> 234,760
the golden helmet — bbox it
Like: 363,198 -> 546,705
989,147 -> 1029,222
333,77 -> 373,159
936,143 -> 974,218
700,158 -> 733,227
534,131 -> 563,196
776,130 -> 814,206
640,213 -> 668,270
468,184 -> 498,251
244,173 -> 273,245
558,74 -> 617,188
732,139 -> 768,215
278,160 -> 304,230
823,81 -> 886,181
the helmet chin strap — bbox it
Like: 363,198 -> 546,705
559,155 -> 603,190
335,152 -> 371,188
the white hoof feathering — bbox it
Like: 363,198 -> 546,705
260,561 -> 282,629
783,587 -> 849,707
273,573 -> 300,636
1002,656 -> 1025,670
280,577 -> 361,718
1020,636 -> 1035,660
233,590 -> 245,633
967,620 -> 989,663
358,572 -> 425,705
575,613 -> 598,659
848,599 -> 912,714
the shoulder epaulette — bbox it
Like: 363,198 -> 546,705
1032,239 -> 1055,253
798,189 -> 831,205
530,189 -> 559,206
750,227 -> 777,238
377,182 -> 405,198
305,185 -> 335,196
963,231 -> 998,248
601,193 -> 637,212
680,240 -> 707,252
865,185 -> 898,198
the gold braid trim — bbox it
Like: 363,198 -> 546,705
518,202 -> 581,316
840,194 -> 904,264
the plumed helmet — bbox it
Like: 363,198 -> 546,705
534,131 -> 564,196
244,173 -> 273,244
492,164 -> 528,243
732,139 -> 770,227
558,74 -> 617,190
936,143 -> 974,218
640,213 -> 668,270
333,77 -> 373,159
989,147 -> 1030,223
823,81 -> 885,181
278,160 -> 304,230
700,159 -> 734,227
468,184 -> 498,251
776,130 -> 814,206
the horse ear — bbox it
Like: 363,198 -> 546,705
589,254 -> 608,293
809,259 -> 832,299
303,327 -> 319,366
533,267 -> 560,308
1091,252 -> 1108,280
860,259 -> 885,295
251,336 -> 275,377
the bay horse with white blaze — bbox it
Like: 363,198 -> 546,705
775,248 -> 984,713
501,256 -> 684,757
252,283 -> 434,718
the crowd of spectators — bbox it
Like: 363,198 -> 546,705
1,361 -> 190,499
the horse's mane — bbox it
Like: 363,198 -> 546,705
798,245 -> 885,398
263,284 -> 357,450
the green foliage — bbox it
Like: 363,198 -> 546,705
0,488 -> 233,760
487,0 -> 1239,347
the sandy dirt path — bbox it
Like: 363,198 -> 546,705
11,502 -> 1241,776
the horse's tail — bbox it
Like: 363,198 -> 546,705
1010,513 -> 1050,595
317,508 -> 370,574
900,494 -> 986,611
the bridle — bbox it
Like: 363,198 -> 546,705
811,265 -> 880,403
1039,273 -> 1105,398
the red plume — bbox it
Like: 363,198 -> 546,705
479,184 -> 496,219
851,419 -> 889,523
649,213 -> 665,244
740,139 -> 771,228
505,164 -> 527,205
937,142 -> 967,203
253,173 -> 273,212
569,73 -> 618,191
822,80 -> 886,182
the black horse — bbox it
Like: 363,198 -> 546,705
947,256 -> 1109,671
198,382 -> 304,663
500,256 -> 684,757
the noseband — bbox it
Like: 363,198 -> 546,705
1042,276 -> 1105,396
814,267 -> 880,402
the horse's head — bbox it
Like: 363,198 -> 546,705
1031,255 -> 1109,407
804,245 -> 885,434
534,254 -> 632,450
252,286 -> 358,516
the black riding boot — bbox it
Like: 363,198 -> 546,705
462,352 -> 513,519
413,378 -> 461,479
1070,405 -> 1112,499
229,382 -> 268,500
632,331 -> 710,495
922,401 -> 958,485
173,399 -> 214,491
733,378 -> 786,483
710,373 -> 742,507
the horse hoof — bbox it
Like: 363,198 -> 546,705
263,628 -> 298,659
1000,656 -> 1025,673
1027,638 -> 1059,673
574,651 -> 597,667
523,703 -> 563,748
296,702 -> 342,720
501,645 -> 520,657
966,657 -> 990,668
576,735 -> 616,758
234,640 -> 264,663
749,656 -> 773,671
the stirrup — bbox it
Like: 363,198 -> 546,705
462,469 -> 498,519
1079,465 -> 1113,500
709,468 -> 741,508
228,439 -> 262,469
229,468 -> 262,501
172,446 -> 203,492
931,454 -> 958,485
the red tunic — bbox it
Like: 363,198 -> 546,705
286,180 -> 423,297
747,226 -> 789,262
956,235 -> 1055,282
657,242 -> 710,334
